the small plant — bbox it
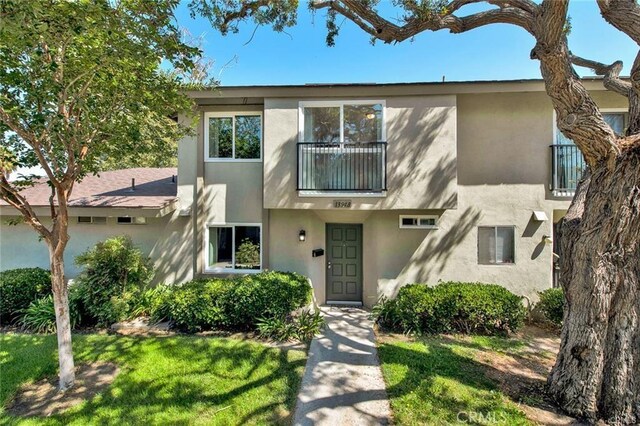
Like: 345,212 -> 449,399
234,238 -> 260,269
371,296 -> 399,329
256,310 -> 324,343
19,294 -> 81,333
0,267 -> 51,322
293,309 -> 324,342
256,316 -> 296,341
536,287 -> 565,327
129,285 -> 173,322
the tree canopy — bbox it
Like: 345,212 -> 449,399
0,0 -> 204,390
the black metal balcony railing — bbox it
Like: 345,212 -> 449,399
550,144 -> 585,194
297,142 -> 387,191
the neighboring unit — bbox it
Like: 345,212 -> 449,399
0,168 -> 192,284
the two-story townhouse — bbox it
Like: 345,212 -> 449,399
177,78 -> 627,307
0,79 -> 627,305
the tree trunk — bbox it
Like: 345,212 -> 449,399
548,146 -> 640,425
49,247 -> 75,391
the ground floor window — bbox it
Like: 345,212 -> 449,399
206,224 -> 261,272
477,226 -> 515,265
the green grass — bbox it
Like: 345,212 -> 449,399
0,333 -> 306,425
378,334 -> 531,426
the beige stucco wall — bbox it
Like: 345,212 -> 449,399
0,213 -> 193,284
263,96 -> 458,210
266,88 -> 628,306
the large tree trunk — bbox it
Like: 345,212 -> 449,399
548,146 -> 640,425
48,246 -> 75,391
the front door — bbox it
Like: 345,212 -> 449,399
326,224 -> 363,303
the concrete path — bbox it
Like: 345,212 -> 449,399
293,306 -> 392,425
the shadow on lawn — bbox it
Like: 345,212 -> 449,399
5,334 -> 305,425
378,335 -> 556,424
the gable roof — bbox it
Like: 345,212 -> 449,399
2,168 -> 177,210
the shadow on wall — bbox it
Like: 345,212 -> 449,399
263,105 -> 456,209
381,206 -> 482,297
149,214 -> 194,285
384,106 -> 457,209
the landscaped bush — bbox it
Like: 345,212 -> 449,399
129,284 -> 174,322
256,309 -> 324,343
19,291 -> 82,333
164,271 -> 312,332
73,236 -> 154,327
373,282 -> 527,336
536,287 -> 565,327
0,267 -> 51,322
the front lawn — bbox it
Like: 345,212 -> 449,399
0,333 -> 306,425
377,329 -> 562,425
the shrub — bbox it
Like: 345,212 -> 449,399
537,288 -> 565,327
165,271 -> 312,332
129,285 -> 173,322
256,309 -> 324,343
167,279 -> 226,332
370,296 -> 399,329
0,268 -> 51,322
292,309 -> 324,342
374,282 -> 526,336
74,236 -> 154,327
18,292 -> 82,333
256,316 -> 296,341
218,271 -> 312,328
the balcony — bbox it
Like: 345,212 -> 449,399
550,144 -> 585,197
297,142 -> 387,192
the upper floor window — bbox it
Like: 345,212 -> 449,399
205,112 -> 262,161
551,110 -> 627,196
555,111 -> 627,145
299,101 -> 385,143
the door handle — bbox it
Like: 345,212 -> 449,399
327,261 -> 332,269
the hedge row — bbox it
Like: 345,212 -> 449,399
156,271 -> 312,332
373,282 -> 527,335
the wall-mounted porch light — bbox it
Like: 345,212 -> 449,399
299,229 -> 306,242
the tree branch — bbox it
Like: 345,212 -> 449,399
597,0 -> 640,46
310,0 -> 536,43
0,175 -> 52,242
570,54 -> 631,97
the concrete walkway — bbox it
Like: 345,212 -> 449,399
293,306 -> 392,425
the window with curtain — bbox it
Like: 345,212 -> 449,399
206,114 -> 262,160
207,225 -> 261,271
478,226 -> 515,265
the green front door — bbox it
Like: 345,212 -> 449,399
326,224 -> 363,303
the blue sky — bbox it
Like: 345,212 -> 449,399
175,1 -> 637,86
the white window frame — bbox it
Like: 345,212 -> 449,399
398,215 -> 439,229
204,222 -> 263,274
204,112 -> 263,162
298,100 -> 387,144
477,225 -> 516,266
